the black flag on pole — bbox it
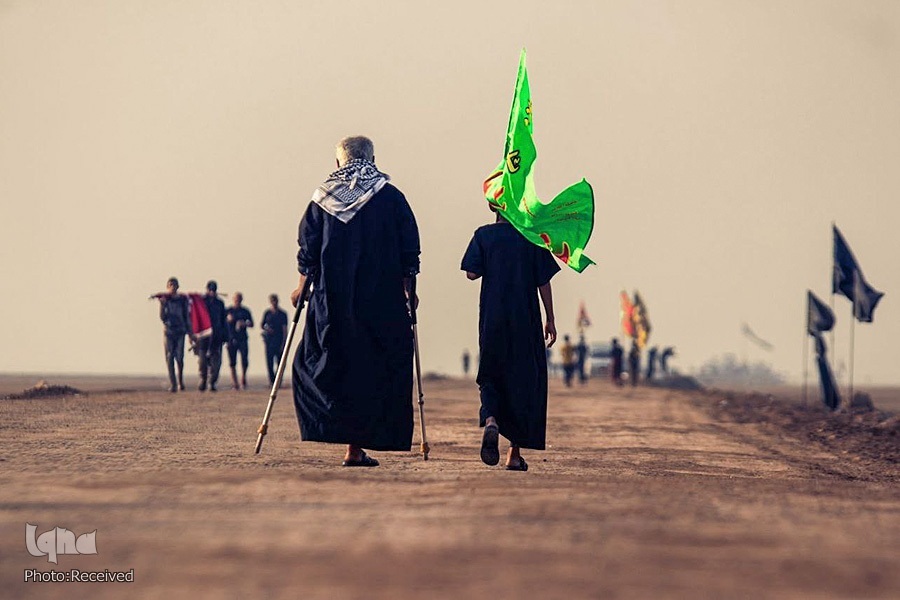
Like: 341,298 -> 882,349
807,291 -> 840,411
852,270 -> 883,323
806,291 -> 835,336
832,225 -> 884,322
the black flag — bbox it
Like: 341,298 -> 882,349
807,291 -> 839,410
806,291 -> 835,336
852,270 -> 883,324
832,225 -> 884,322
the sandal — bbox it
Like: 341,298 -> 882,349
480,424 -> 500,466
506,458 -> 528,472
342,452 -> 379,467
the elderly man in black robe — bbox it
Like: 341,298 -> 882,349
290,136 -> 420,467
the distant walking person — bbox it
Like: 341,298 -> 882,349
660,346 -> 676,374
610,337 -> 624,386
646,346 -> 658,382
261,293 -> 289,385
226,292 -> 254,389
462,349 -> 471,377
199,280 -> 228,391
628,341 -> 640,386
560,335 -> 576,387
156,277 -> 195,393
292,135 -> 420,467
576,335 -> 589,384
463,208 -> 558,472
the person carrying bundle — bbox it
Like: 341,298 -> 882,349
154,277 -> 195,392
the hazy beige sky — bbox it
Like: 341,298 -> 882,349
1,1 -> 898,384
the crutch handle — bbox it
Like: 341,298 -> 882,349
407,276 -> 419,325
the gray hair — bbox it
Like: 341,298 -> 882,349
335,136 -> 374,166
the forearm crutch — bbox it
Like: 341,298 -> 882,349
254,277 -> 312,454
408,277 -> 430,460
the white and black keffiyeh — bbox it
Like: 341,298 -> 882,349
311,158 -> 390,223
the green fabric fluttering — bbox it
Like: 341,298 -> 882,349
483,49 -> 595,272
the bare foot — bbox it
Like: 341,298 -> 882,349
343,445 -> 364,463
505,446 -> 527,470
342,445 -> 379,467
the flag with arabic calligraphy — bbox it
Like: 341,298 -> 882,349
483,49 -> 595,272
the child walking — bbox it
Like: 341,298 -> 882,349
461,211 -> 559,471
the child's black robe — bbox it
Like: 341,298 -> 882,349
461,221 -> 560,449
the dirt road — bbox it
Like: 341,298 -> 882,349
1,377 -> 897,599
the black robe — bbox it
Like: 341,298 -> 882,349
293,184 -> 420,451
461,221 -> 560,450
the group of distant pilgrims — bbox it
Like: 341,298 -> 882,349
148,135 -> 679,471
461,337 -> 676,388
151,277 -> 289,393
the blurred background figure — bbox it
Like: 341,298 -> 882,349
226,292 -> 254,390
610,338 -> 624,386
628,341 -> 640,387
156,277 -> 195,393
261,293 -> 289,386
646,346 -> 658,382
560,335 -> 576,387
576,335 -> 589,384
660,346 -> 676,374
198,280 -> 228,392
462,349 -> 471,377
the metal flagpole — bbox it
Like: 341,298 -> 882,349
254,277 -> 313,454
408,277 -> 430,460
830,221 -> 836,374
848,270 -> 858,409
802,296 -> 809,407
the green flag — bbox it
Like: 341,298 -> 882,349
483,49 -> 595,272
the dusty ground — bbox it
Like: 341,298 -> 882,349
0,375 -> 898,599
